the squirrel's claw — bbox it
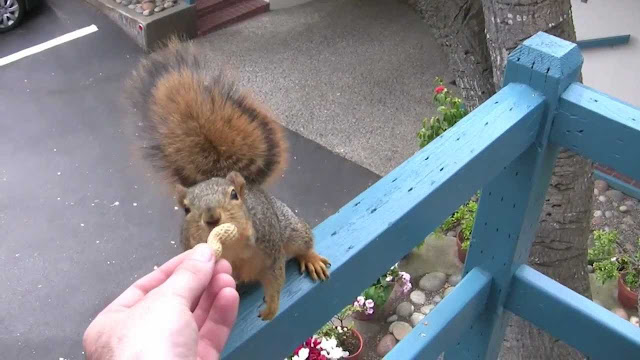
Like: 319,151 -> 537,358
297,251 -> 331,282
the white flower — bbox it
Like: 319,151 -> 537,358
356,296 -> 365,305
365,299 -> 375,308
319,338 -> 349,360
292,347 -> 309,360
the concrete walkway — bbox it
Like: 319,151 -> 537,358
193,0 -> 452,175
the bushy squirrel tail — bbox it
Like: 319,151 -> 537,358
124,36 -> 288,188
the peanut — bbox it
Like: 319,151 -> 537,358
206,223 -> 238,258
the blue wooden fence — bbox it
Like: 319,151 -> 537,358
221,32 -> 640,359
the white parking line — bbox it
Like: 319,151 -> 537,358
0,24 -> 99,67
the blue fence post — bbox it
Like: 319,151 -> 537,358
444,32 -> 584,359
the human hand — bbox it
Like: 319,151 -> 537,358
83,243 -> 239,360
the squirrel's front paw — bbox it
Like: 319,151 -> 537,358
258,304 -> 278,321
297,250 -> 331,282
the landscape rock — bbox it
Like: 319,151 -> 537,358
594,180 -> 609,193
623,216 -> 635,225
397,233 -> 463,278
612,307 -> 629,320
605,211 -> 613,218
391,321 -> 412,340
598,195 -> 607,202
619,205 -> 629,213
432,295 -> 442,304
587,265 -> 593,273
142,1 -> 155,10
419,272 -> 447,292
128,4 -> 136,9
592,217 -> 605,226
376,334 -> 397,357
448,273 -> 462,286
154,5 -> 163,12
410,312 -> 426,326
409,290 -> 426,305
386,314 -> 398,323
396,302 -> 414,318
143,9 -> 151,15
594,188 -> 599,196
630,316 -> 640,327
593,210 -> 603,217
421,304 -> 435,315
443,286 -> 455,297
605,189 -> 624,202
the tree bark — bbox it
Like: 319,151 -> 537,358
409,0 -> 594,358
407,0 -> 495,109
482,0 -> 579,89
479,1 -> 593,359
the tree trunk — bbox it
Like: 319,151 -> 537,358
407,0 -> 495,109
409,0 -> 594,358
479,1 -> 593,359
482,0 -> 580,89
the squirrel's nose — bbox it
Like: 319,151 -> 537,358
203,208 -> 222,228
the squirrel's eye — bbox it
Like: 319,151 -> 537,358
184,207 -> 191,215
230,189 -> 239,200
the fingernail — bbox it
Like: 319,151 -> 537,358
192,244 -> 213,262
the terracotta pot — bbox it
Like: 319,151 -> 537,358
351,309 -> 375,321
343,329 -> 364,360
456,232 -> 467,264
617,274 -> 639,310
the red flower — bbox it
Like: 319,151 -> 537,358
434,85 -> 446,94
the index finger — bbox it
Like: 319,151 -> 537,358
106,248 -> 198,311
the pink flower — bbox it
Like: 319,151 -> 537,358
365,299 -> 374,308
403,283 -> 412,293
365,307 -> 374,315
435,85 -> 445,94
356,296 -> 365,306
400,272 -> 410,283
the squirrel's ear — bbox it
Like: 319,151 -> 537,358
226,171 -> 246,198
175,184 -> 188,207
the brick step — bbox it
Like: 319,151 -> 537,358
196,0 -> 245,18
196,0 -> 268,36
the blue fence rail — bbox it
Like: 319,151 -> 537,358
221,32 -> 640,359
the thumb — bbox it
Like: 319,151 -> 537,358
155,243 -> 216,309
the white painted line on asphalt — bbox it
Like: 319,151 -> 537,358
0,24 -> 99,67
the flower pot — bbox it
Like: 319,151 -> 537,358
343,329 -> 364,360
351,309 -> 375,321
456,232 -> 467,264
617,274 -> 639,310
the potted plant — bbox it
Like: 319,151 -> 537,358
351,266 -> 412,321
438,199 -> 477,264
590,230 -> 640,311
286,306 -> 363,360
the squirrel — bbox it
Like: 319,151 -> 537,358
123,36 -> 330,321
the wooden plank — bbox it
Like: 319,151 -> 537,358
221,83 -> 545,359
550,83 -> 640,181
385,268 -> 492,359
576,35 -> 631,49
444,31 -> 583,359
505,265 -> 640,358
